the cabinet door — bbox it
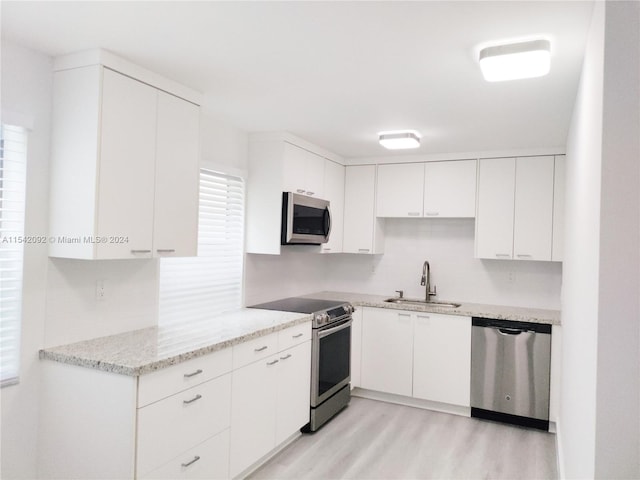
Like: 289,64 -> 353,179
360,308 -> 413,396
97,68 -> 157,259
475,157 -> 516,259
350,308 -> 363,388
513,156 -> 554,261
343,165 -> 383,254
552,156 -> 565,262
424,160 -> 477,218
275,341 -> 311,445
229,355 -> 278,478
153,92 -> 200,257
376,163 -> 424,217
413,314 -> 471,406
282,143 -> 324,197
321,160 -> 345,253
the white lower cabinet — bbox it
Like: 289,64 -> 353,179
413,313 -> 471,406
360,307 -> 471,407
140,429 -> 230,480
360,308 -> 413,396
230,339 -> 311,478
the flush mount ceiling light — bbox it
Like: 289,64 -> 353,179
479,39 -> 551,82
378,131 -> 421,150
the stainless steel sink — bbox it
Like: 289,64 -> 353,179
384,298 -> 461,308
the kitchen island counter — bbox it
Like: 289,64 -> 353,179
39,309 -> 311,376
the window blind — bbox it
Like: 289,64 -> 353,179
159,169 -> 245,327
0,125 -> 28,387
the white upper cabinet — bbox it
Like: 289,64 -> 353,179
49,56 -> 201,260
552,155 -> 565,262
475,157 -> 517,259
153,91 -> 200,258
321,160 -> 345,253
343,165 -> 385,254
282,143 -> 325,198
246,133 -> 344,255
476,155 -> 558,261
513,156 -> 554,261
423,160 -> 477,218
376,163 -> 425,217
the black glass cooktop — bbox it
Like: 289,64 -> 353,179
249,297 -> 348,314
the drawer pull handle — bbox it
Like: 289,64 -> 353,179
306,191 -> 315,196
156,249 -> 176,253
296,189 -> 306,194
267,359 -> 279,366
181,456 -> 201,468
183,369 -> 203,378
292,333 -> 304,338
183,394 -> 202,405
254,346 -> 268,352
130,249 -> 152,254
280,354 -> 292,360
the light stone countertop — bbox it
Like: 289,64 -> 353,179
301,291 -> 561,325
39,308 -> 312,376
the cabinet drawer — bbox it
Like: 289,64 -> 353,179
138,348 -> 232,407
139,429 -> 229,480
232,332 -> 278,369
137,374 -> 231,477
278,322 -> 312,352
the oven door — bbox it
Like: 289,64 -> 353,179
311,317 -> 352,407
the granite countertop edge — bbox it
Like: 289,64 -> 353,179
39,312 -> 312,377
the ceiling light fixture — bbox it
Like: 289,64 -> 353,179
479,39 -> 551,82
378,131 -> 421,150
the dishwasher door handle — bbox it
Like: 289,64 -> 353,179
498,328 -> 524,335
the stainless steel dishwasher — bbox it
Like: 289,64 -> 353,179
470,317 -> 551,430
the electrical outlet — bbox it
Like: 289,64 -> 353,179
508,272 -> 516,284
96,279 -> 106,301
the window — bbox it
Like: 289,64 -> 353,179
0,125 -> 28,387
159,169 -> 244,327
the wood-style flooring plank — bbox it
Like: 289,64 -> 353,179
249,397 -> 557,480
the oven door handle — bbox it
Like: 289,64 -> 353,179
317,318 -> 352,339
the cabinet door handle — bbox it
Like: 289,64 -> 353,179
183,369 -> 203,378
130,249 -> 152,254
156,249 -> 176,253
181,456 -> 201,468
495,253 -> 511,258
306,191 -> 315,196
254,346 -> 268,352
183,394 -> 202,405
516,254 -> 532,258
280,354 -> 292,360
296,189 -> 306,194
266,359 -> 279,366
292,333 -> 304,338
408,212 -> 421,217
425,212 -> 440,217
358,248 -> 370,253
323,248 -> 332,252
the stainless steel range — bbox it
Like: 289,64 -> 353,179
249,297 -> 354,432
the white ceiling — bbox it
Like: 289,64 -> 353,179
2,1 -> 594,158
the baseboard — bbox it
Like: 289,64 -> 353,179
351,387 -> 471,417
232,431 -> 301,480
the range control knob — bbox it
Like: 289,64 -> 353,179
315,313 -> 329,325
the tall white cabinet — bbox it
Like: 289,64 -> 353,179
343,165 -> 385,254
49,53 -> 201,260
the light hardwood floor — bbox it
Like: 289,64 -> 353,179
250,397 -> 557,480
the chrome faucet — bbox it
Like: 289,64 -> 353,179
420,260 -> 437,302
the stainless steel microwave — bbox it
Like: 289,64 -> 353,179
281,192 -> 331,245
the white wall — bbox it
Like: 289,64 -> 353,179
0,42 -> 51,480
594,1 -> 639,476
325,218 -> 562,309
560,1 -> 640,478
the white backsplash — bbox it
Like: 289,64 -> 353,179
45,258 -> 159,347
324,218 -> 562,310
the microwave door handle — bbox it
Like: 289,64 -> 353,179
324,206 -> 332,238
